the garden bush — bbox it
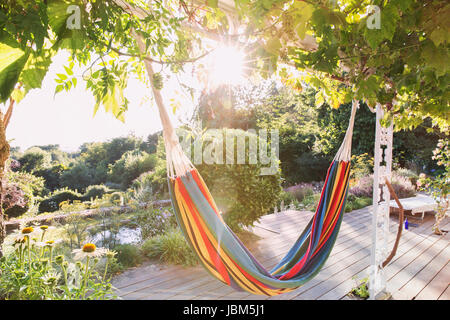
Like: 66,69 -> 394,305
276,190 -> 299,209
141,228 -> 198,267
194,128 -> 282,232
107,150 -> 157,189
344,195 -> 372,212
82,184 -> 111,201
38,188 -> 83,213
133,207 -> 177,240
109,191 -> 125,205
3,169 -> 47,218
113,244 -> 143,268
285,183 -> 315,202
349,172 -> 417,199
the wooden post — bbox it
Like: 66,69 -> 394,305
368,103 -> 393,299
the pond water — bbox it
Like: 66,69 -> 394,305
88,226 -> 142,247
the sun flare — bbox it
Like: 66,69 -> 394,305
207,45 -> 246,87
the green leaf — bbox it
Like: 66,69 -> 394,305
55,84 -> 64,95
430,28 -> 449,47
207,0 -> 218,8
64,65 -> 74,76
0,43 -> 29,102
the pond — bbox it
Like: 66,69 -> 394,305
87,226 -> 142,247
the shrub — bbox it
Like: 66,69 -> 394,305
276,190 -> 299,209
394,168 -> 419,187
109,191 -> 124,205
1,182 -> 27,219
3,170 -> 47,218
113,244 -> 143,268
298,193 -> 321,211
107,150 -> 157,189
141,228 -> 198,267
38,188 -> 82,213
194,128 -> 282,232
60,161 -> 96,192
349,176 -> 373,198
285,183 -> 315,202
350,153 -> 374,180
82,184 -> 111,201
344,195 -> 372,212
133,207 -> 177,240
349,173 -> 416,199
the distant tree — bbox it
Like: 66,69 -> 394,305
34,163 -> 68,191
60,161 -> 96,192
17,147 -> 51,173
107,150 -> 157,189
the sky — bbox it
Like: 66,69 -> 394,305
4,51 -> 198,152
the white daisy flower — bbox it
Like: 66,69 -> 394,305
72,243 -> 107,260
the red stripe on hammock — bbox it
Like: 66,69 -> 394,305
190,169 -> 221,218
312,163 -> 350,256
279,161 -> 336,280
176,178 -> 231,285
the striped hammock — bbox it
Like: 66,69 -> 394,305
135,35 -> 359,296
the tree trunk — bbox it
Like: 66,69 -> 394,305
0,110 -> 10,258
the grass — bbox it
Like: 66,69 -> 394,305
141,228 -> 199,267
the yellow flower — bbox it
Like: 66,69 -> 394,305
82,243 -> 96,253
72,243 -> 107,260
21,227 -> 34,234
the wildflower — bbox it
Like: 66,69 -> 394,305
105,249 -> 117,259
40,225 -> 49,231
41,270 -> 61,286
21,226 -> 34,234
72,243 -> 107,260
55,255 -> 65,264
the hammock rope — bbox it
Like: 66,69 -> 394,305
136,33 -> 359,295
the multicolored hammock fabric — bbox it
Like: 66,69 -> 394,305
135,35 -> 359,296
169,160 -> 351,296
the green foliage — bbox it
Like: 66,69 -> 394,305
34,163 -> 68,192
113,244 -> 142,268
63,211 -> 92,250
418,138 -> 450,234
60,160 -> 97,192
132,207 -> 177,240
4,169 -> 47,218
82,184 -> 111,202
109,191 -> 125,206
38,188 -> 82,213
298,193 -> 322,212
0,226 -> 116,300
276,190 -> 300,209
107,150 -> 157,189
141,228 -> 198,267
350,277 -> 370,299
193,128 -> 282,231
350,153 -> 374,181
16,147 -> 51,173
344,195 -> 372,213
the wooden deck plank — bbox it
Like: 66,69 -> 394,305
318,219 -> 448,300
397,244 -> 449,300
414,261 -> 450,300
437,284 -> 450,300
111,207 -> 448,300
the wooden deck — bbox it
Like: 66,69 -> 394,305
112,206 -> 449,300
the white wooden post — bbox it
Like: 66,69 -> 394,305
369,103 -> 394,299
